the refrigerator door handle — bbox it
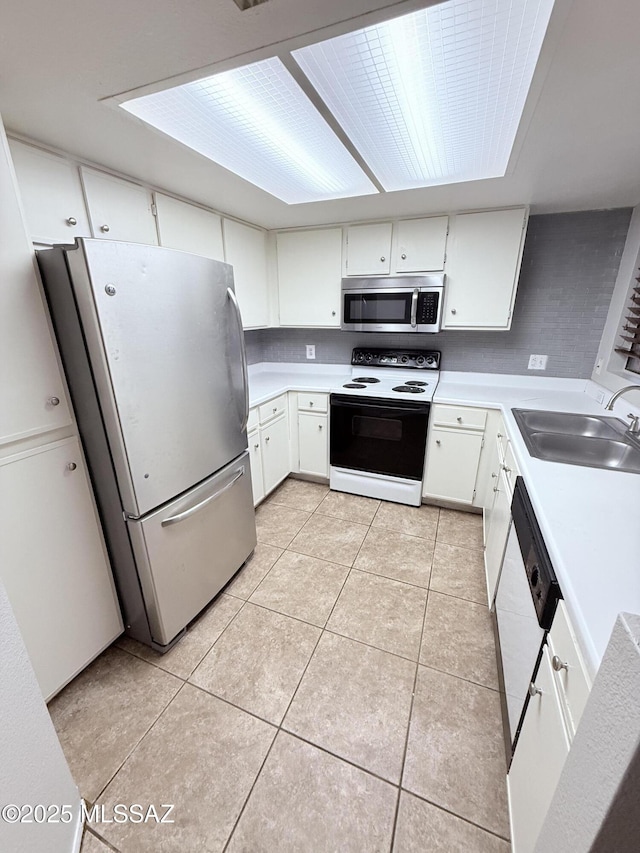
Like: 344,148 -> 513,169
227,287 -> 249,433
161,468 -> 244,527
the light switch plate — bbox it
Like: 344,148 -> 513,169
528,354 -> 548,370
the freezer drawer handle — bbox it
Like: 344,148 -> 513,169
227,287 -> 249,433
161,468 -> 244,527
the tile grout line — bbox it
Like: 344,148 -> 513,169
399,788 -> 512,844
388,577 -> 432,853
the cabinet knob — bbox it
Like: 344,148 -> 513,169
552,655 -> 569,672
401,253 -> 407,260
66,462 -> 77,471
332,310 -> 336,316
493,486 -> 499,492
254,443 -> 259,450
100,224 -> 110,233
48,396 -> 60,406
497,433 -> 503,439
66,216 -> 77,226
318,424 -> 323,430
435,439 -> 441,446
456,416 -> 462,423
491,472 -> 497,478
528,682 -> 542,697
273,407 -> 277,413
309,401 -> 314,407
380,256 -> 385,262
451,308 -> 457,315
502,465 -> 511,473
265,436 -> 270,442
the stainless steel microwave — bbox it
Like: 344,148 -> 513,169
341,275 -> 445,333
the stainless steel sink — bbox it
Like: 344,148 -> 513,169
514,410 -> 621,439
512,409 -> 640,474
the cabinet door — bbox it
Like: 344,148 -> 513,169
155,193 -> 224,260
423,427 -> 483,504
394,216 -> 448,272
443,208 -> 528,329
298,412 -> 328,477
484,466 -> 512,606
0,438 -> 122,700
345,223 -> 392,275
508,646 -> 571,853
81,167 -> 158,245
248,429 -> 265,506
277,228 -> 342,327
1,132 -> 72,444
261,414 -> 290,494
223,218 -> 269,329
8,139 -> 91,244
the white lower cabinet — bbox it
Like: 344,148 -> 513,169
298,412 -> 328,477
423,427 -> 484,504
508,645 -> 571,853
260,413 -> 290,495
423,405 -> 487,504
484,465 -> 512,605
0,437 -> 123,700
248,428 -> 265,505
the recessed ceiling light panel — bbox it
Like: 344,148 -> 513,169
293,0 -> 556,191
121,57 -> 377,204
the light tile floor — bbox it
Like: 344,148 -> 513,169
50,478 -> 510,852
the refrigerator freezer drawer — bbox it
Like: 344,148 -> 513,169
127,451 -> 256,645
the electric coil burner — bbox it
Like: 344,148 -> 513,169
330,348 -> 441,506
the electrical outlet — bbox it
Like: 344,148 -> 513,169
528,354 -> 548,370
306,345 -> 316,360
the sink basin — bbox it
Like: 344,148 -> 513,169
527,432 -> 640,473
512,409 -> 640,474
515,410 -> 621,438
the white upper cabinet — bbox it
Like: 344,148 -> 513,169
443,207 -> 528,330
155,193 -> 224,260
81,167 -> 158,245
1,134 -> 72,445
393,216 -> 448,272
277,228 -> 342,327
345,222 -> 393,275
222,218 -> 269,329
8,139 -> 91,244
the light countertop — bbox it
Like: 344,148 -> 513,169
248,363 -> 640,676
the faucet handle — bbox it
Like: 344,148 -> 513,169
627,413 -> 640,435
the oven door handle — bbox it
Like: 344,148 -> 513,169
410,288 -> 419,328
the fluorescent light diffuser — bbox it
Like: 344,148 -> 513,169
293,0 -> 555,191
121,57 -> 377,204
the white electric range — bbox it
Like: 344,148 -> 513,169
329,348 -> 441,506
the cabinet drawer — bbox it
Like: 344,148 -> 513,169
247,407 -> 259,431
259,394 -> 288,424
548,601 -> 592,736
298,392 -> 328,413
432,404 -> 487,430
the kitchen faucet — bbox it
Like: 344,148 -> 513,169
605,385 -> 640,435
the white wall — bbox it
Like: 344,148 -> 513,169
0,581 -> 82,852
593,204 -> 640,393
535,612 -> 640,852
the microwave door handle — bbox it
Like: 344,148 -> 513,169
411,289 -> 419,328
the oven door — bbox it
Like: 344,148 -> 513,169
330,395 -> 430,480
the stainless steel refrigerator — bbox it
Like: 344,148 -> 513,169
37,239 -> 257,650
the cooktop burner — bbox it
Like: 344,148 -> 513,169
343,383 -> 367,389
406,380 -> 428,387
353,377 -> 380,383
392,385 -> 426,394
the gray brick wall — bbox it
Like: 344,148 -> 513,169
245,209 -> 632,377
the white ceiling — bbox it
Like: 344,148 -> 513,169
2,0 -> 640,229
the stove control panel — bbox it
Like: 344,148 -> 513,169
351,348 -> 440,370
